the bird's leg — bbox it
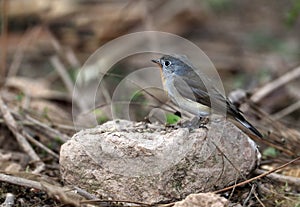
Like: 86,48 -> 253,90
180,116 -> 209,130
191,116 -> 209,128
198,116 -> 209,128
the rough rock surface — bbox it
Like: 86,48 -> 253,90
60,118 -> 260,204
174,193 -> 229,207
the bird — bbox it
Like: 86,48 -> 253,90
152,54 -> 263,138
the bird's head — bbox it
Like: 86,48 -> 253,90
152,55 -> 192,76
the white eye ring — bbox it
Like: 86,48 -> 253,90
164,60 -> 171,67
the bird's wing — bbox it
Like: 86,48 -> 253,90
172,72 -> 262,137
172,70 -> 263,138
172,74 -> 210,105
173,73 -> 228,111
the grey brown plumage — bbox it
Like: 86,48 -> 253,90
152,55 -> 263,138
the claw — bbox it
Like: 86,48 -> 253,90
179,116 -> 209,131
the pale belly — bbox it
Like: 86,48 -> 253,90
164,76 -> 211,117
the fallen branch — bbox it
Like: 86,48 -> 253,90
8,26 -> 42,77
73,186 -> 98,200
22,130 -> 59,159
271,100 -> 300,120
254,169 -> 300,187
50,56 -> 74,97
251,65 -> 300,103
0,173 -> 82,207
0,95 -> 45,173
25,114 -> 69,142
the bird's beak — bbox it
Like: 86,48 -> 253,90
151,59 -> 162,67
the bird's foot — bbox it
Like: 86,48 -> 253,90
180,117 -> 209,131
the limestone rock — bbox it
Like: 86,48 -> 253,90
174,193 -> 228,207
60,118 -> 260,204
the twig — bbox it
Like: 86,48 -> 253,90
49,122 -> 76,131
258,183 -> 299,202
50,56 -> 74,97
0,173 -> 81,206
7,111 -> 70,142
0,149 -> 29,167
44,29 -> 75,84
49,55 -> 86,114
65,47 -> 81,69
0,95 -> 45,174
8,26 -> 42,77
271,100 -> 300,120
251,65 -> 300,103
248,131 -> 295,156
73,186 -> 98,200
211,140 -> 258,202
22,130 -> 59,159
211,140 -> 239,198
158,203 -> 175,207
243,184 -> 256,207
212,141 -> 244,178
25,114 -> 69,142
213,156 -> 300,194
248,102 -> 299,156
0,193 -> 15,207
242,183 -> 266,207
253,190 -> 266,207
228,174 -> 238,201
254,169 -> 300,187
99,71 -> 179,112
0,173 -> 43,190
92,101 -> 176,116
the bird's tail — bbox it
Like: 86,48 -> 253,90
227,100 -> 263,138
234,115 -> 263,138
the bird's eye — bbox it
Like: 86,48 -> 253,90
164,60 -> 171,67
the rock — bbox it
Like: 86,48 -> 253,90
60,118 -> 260,204
174,193 -> 228,207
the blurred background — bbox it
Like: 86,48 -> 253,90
2,0 -> 300,152
1,0 -> 300,123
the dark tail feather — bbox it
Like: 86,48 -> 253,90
227,100 -> 263,138
235,116 -> 263,138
